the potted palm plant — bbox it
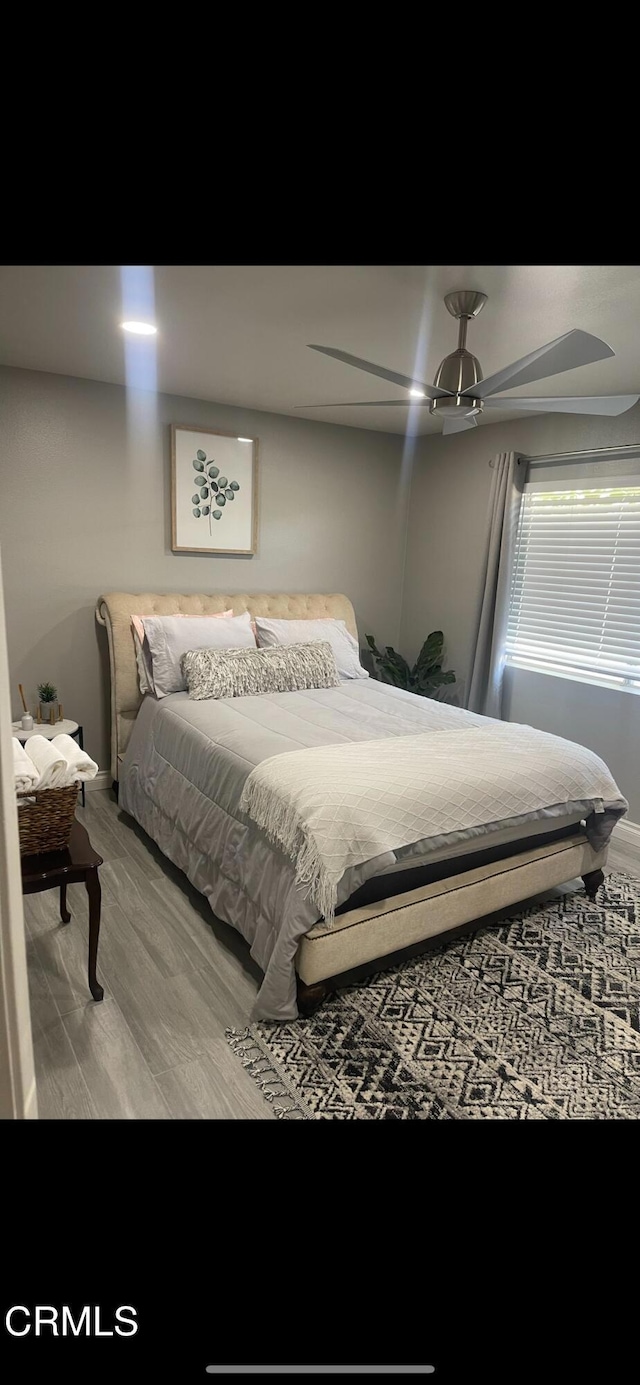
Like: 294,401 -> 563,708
365,631 -> 456,698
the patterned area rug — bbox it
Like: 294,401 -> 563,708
227,870 -> 640,1119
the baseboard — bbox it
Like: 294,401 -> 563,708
84,771 -> 111,792
613,818 -> 640,857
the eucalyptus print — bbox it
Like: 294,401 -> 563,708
191,449 -> 240,533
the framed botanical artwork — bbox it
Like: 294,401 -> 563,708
171,425 -> 259,555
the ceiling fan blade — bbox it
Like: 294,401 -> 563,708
442,414 -> 478,434
483,393 -> 639,417
473,329 -> 615,400
295,399 -> 430,409
307,344 -> 453,399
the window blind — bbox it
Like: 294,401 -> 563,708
506,478 -> 640,687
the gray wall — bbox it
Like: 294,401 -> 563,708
502,666 -> 640,824
0,366 -> 410,771
400,405 -> 640,822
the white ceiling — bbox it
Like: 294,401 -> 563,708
1,264 -> 639,435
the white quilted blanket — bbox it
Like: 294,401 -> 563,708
239,722 -> 627,924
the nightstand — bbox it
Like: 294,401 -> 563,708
21,818 -> 104,1002
12,719 -> 87,807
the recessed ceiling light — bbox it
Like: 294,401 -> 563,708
121,321 -> 157,336
237,437 -> 252,442
409,388 -> 426,399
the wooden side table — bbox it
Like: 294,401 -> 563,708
21,819 -> 104,1002
12,719 -> 87,807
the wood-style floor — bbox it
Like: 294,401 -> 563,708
26,789 -> 272,1119
26,789 -> 638,1120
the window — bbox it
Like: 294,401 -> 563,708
506,477 -> 640,691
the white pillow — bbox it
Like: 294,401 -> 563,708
133,629 -> 155,695
143,611 -> 256,697
131,610 -> 234,696
254,616 -> 368,681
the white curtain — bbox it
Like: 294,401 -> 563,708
466,451 -> 526,718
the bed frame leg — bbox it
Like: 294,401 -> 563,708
582,868 -> 605,901
296,975 -> 331,1018
112,780 -> 119,802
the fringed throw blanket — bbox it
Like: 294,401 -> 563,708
239,723 -> 628,924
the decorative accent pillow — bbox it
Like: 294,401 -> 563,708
142,611 -> 256,697
254,616 -> 368,681
182,641 -> 341,701
131,610 -> 234,696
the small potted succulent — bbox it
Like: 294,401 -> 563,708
38,681 -> 59,724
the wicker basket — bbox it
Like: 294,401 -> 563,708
17,784 -> 79,855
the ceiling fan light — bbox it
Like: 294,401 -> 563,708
429,396 -> 484,420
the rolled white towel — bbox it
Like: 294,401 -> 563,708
52,733 -> 98,783
13,738 -> 39,793
26,735 -> 70,788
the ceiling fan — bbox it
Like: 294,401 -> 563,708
299,290 -> 639,435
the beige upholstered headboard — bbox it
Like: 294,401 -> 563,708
95,591 -> 359,781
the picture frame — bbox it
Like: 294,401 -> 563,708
171,424 -> 259,555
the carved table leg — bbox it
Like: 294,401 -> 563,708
582,868 -> 605,902
296,975 -> 331,1018
60,882 -> 71,924
85,868 -> 104,1002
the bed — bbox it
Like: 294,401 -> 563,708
95,591 -> 625,1021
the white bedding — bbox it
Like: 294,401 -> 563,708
240,722 -> 625,926
120,680 -> 627,1020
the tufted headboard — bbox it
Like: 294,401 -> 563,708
95,591 -> 359,781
